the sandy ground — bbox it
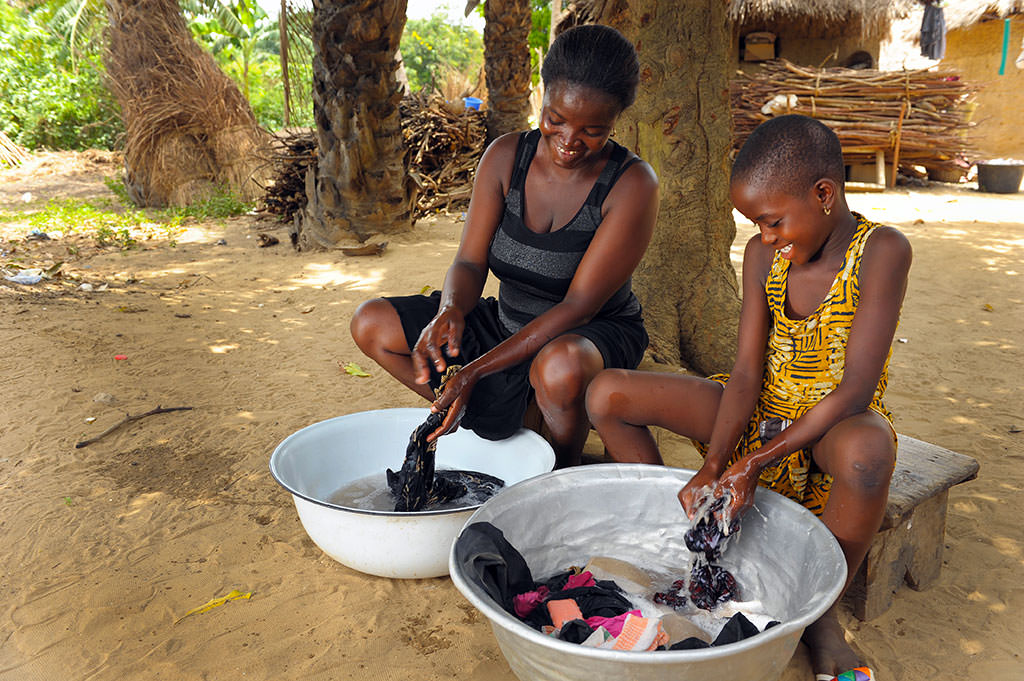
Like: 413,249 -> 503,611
1,154 -> 1021,681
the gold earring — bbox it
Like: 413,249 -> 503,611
823,204 -> 831,216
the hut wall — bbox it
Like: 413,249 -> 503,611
731,26 -> 881,73
941,17 -> 1024,160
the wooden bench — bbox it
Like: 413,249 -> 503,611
845,434 -> 979,620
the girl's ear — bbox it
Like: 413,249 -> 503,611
814,178 -> 839,214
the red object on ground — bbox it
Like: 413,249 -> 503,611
114,355 -> 127,360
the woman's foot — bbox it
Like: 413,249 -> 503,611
801,606 -> 864,679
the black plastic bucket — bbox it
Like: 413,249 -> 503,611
977,162 -> 1024,194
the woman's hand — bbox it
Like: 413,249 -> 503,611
426,365 -> 480,442
412,305 -> 465,384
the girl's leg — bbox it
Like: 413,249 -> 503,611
803,410 -> 896,677
529,335 -> 605,468
350,298 -> 434,402
586,369 -> 723,465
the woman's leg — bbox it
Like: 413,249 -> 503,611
528,335 -> 606,468
803,410 -> 896,678
586,369 -> 724,465
350,298 -> 434,402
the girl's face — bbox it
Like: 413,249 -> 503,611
729,178 -> 834,265
539,81 -> 621,170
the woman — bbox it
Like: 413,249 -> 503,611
350,24 -> 659,467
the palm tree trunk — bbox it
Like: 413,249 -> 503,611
600,0 -> 740,375
294,0 -> 412,248
483,0 -> 532,142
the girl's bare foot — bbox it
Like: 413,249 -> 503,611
801,605 -> 864,679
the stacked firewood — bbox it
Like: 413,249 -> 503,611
401,91 -> 486,216
259,93 -> 486,223
731,60 -> 978,172
258,129 -> 316,223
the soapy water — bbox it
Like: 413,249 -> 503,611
327,469 -> 502,512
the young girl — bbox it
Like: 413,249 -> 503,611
586,114 -> 911,681
351,25 -> 658,468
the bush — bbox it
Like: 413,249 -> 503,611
0,6 -> 123,150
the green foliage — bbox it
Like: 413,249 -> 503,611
0,4 -> 122,150
400,14 -> 483,93
2,183 -> 252,251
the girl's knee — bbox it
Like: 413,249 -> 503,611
585,369 -> 630,423
824,420 -> 896,492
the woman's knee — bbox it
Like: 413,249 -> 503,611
350,298 -> 397,352
530,336 -> 604,409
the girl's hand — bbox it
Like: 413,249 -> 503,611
678,464 -> 723,519
716,458 -> 760,522
412,306 -> 465,384
427,365 -> 479,442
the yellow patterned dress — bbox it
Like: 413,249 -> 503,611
695,213 -> 896,516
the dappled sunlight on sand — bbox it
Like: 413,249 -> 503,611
290,261 -> 383,290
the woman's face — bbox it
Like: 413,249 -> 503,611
538,81 -> 621,170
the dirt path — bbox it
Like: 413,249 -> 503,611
1,157 -> 1021,680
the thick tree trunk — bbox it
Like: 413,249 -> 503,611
483,0 -> 532,142
295,0 -> 413,249
600,0 -> 740,375
104,0 -> 268,207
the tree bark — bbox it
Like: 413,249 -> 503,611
295,0 -> 413,249
600,0 -> 740,375
483,0 -> 533,142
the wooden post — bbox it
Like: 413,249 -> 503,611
890,101 -> 908,188
279,0 -> 291,127
875,149 -> 885,186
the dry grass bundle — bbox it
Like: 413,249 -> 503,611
104,0 -> 269,207
732,60 -> 978,173
0,130 -> 29,168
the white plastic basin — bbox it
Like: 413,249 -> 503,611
270,408 -> 555,579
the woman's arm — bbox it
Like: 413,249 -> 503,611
718,226 -> 913,513
431,158 -> 660,431
412,133 -> 519,383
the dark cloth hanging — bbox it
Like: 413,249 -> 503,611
920,2 -> 947,60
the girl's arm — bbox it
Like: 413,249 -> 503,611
719,226 -> 913,515
679,234 -> 773,515
430,158 -> 660,436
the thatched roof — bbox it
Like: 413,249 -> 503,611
727,0 -> 903,27
943,1 -> 1024,31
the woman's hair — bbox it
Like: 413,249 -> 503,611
731,114 -> 846,196
541,24 -> 640,112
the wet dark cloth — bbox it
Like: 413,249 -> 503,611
920,2 -> 946,60
387,288 -> 647,440
557,619 -> 594,644
525,583 -> 633,629
453,522 -> 535,615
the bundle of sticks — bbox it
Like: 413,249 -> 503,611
1,129 -> 29,168
732,60 -> 978,174
258,129 -> 316,224
401,91 -> 486,217
258,92 -> 486,224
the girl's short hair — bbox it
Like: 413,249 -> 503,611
541,24 -> 640,112
731,114 -> 846,195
